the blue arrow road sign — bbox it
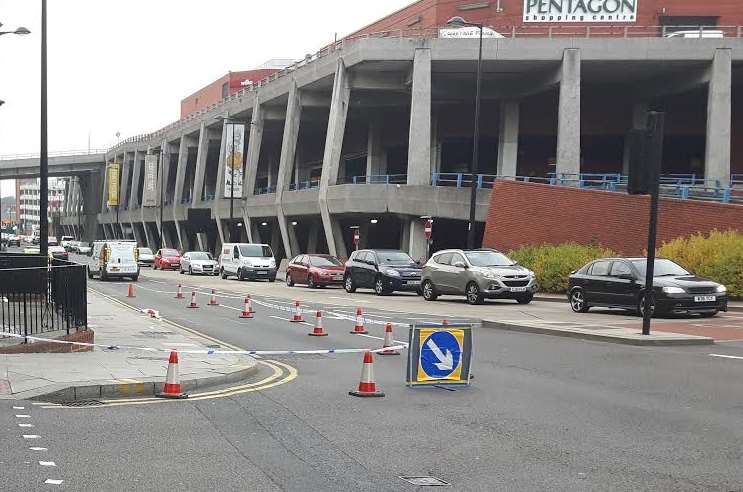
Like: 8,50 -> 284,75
420,331 -> 461,379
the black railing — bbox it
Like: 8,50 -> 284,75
0,254 -> 87,341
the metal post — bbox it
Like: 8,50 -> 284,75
159,149 -> 164,249
466,24 -> 483,249
39,0 -> 49,258
229,121 -> 235,241
641,112 -> 665,336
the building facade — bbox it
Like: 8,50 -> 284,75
18,177 -> 68,235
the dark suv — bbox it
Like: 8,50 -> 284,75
344,249 -> 422,295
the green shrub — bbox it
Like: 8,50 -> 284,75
657,230 -> 743,298
508,243 -> 615,294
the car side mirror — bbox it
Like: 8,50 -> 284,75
452,261 -> 466,269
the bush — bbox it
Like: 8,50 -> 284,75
657,230 -> 743,298
508,243 -> 615,294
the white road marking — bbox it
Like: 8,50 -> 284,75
23,435 -> 40,439
353,333 -> 409,346
15,414 -> 31,418
44,479 -> 63,485
269,315 -> 290,322
29,447 -> 47,451
18,423 -> 34,428
709,354 -> 743,360
328,296 -> 370,303
161,342 -> 197,347
39,461 -> 56,467
12,406 -> 24,410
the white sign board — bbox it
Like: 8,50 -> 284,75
523,0 -> 638,23
439,26 -> 504,39
223,124 -> 245,198
143,154 -> 159,207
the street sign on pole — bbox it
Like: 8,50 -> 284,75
407,323 -> 473,388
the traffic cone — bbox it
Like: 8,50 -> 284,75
187,291 -> 199,309
379,322 -> 400,356
208,289 -> 219,306
349,351 -> 384,397
308,310 -> 328,337
290,300 -> 304,323
350,307 -> 368,334
239,296 -> 253,319
127,283 -> 135,298
175,284 -> 184,299
156,351 -> 188,399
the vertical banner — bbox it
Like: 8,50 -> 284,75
224,123 -> 245,198
143,154 -> 159,207
107,162 -> 120,207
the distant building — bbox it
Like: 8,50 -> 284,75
17,177 -> 68,234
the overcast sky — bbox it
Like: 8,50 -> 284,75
0,0 -> 409,195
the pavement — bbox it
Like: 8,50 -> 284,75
0,290 -> 257,401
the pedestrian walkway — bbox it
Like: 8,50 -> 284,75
0,291 -> 257,401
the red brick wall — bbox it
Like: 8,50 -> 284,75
0,329 -> 94,354
180,69 -> 279,119
482,181 -> 743,254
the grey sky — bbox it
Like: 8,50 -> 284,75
0,0 -> 410,195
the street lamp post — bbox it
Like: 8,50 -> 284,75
447,16 -> 483,250
40,0 -> 49,257
159,148 -> 165,249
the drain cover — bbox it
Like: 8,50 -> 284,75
57,400 -> 105,407
399,476 -> 450,486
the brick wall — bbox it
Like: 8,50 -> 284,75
482,181 -> 743,254
0,329 -> 94,354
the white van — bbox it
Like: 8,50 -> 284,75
219,243 -> 277,281
88,240 -> 140,281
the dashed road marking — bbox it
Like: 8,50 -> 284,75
709,354 -> 743,360
19,423 -> 34,428
23,435 -> 41,439
44,479 -> 63,485
39,461 -> 56,467
30,447 -> 47,451
16,414 -> 31,418
12,406 -> 25,410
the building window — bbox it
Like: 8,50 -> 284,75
660,16 -> 718,34
221,82 -> 229,100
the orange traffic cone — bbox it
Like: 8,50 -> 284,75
239,296 -> 253,319
308,310 -> 328,337
349,351 -> 384,397
350,307 -> 368,334
156,351 -> 188,399
290,300 -> 304,323
127,283 -> 136,298
208,289 -> 219,306
379,322 -> 400,356
175,284 -> 184,299
187,291 -> 199,309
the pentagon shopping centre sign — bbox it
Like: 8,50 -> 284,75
523,0 -> 638,23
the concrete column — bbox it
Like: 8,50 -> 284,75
270,226 -> 283,260
244,96 -> 264,198
318,59 -> 351,257
622,103 -> 649,175
141,220 -> 152,251
365,117 -> 385,180
307,222 -> 320,253
119,155 -> 131,210
193,122 -> 210,205
174,135 -> 190,206
400,220 -> 411,253
556,49 -> 581,181
214,209 -> 225,251
431,109 -> 441,176
276,82 -> 302,260
100,162 -> 110,214
407,48 -> 432,186
213,122 -> 228,207
705,48 -> 732,187
330,219 -> 347,259
130,150 -> 143,208
287,224 -> 300,257
250,220 -> 261,244
497,101 -> 520,178
196,233 -> 207,252
130,220 -> 139,245
408,219 -> 427,265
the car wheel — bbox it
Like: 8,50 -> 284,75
100,270 -> 107,282
569,289 -> 590,313
344,274 -> 356,293
374,276 -> 388,296
153,263 -> 158,270
180,268 -> 184,274
465,282 -> 484,305
238,268 -> 246,281
700,311 -> 719,318
269,277 -> 276,283
131,275 -> 139,282
286,273 -> 294,287
422,280 -> 438,301
516,293 -> 534,305
221,269 -> 228,280
308,275 -> 317,289
189,267 -> 193,276
637,294 -> 655,318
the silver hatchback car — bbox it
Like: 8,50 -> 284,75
421,249 -> 538,305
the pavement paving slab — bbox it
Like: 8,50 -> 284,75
0,290 -> 257,401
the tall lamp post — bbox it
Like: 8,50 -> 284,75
447,16 -> 483,249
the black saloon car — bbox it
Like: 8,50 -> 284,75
568,257 -> 728,317
344,249 -> 422,295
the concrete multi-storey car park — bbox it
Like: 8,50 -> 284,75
1,0 -> 740,260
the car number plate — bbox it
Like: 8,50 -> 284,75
694,295 -> 715,302
257,270 -> 267,274
510,287 -> 527,292
110,267 -> 119,272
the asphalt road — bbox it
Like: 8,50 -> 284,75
2,257 -> 743,490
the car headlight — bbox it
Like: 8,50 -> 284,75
483,271 -> 500,280
242,259 -> 253,267
716,285 -> 727,293
269,258 -> 276,268
662,286 -> 685,294
382,268 -> 400,277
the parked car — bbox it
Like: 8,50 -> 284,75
137,247 -> 155,267
180,251 -> 219,276
421,249 -> 537,305
77,242 -> 92,255
87,240 -> 139,281
219,243 -> 277,281
568,257 -> 728,317
7,235 -> 21,247
286,254 -> 345,288
60,236 -> 76,251
344,249 -> 422,295
48,245 -> 69,261
153,248 -> 182,271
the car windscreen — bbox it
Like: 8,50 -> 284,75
189,252 -> 211,261
138,248 -> 153,255
161,249 -> 179,257
631,259 -> 690,277
79,242 -> 90,248
239,245 -> 273,258
377,252 -> 414,265
465,251 -> 515,267
309,256 -> 342,267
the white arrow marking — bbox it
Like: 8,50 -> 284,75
426,338 -> 454,371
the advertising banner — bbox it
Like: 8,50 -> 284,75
523,0 -> 638,23
143,154 -> 159,207
223,123 -> 245,198
106,162 -> 120,207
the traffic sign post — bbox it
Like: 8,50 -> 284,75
406,323 -> 473,388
